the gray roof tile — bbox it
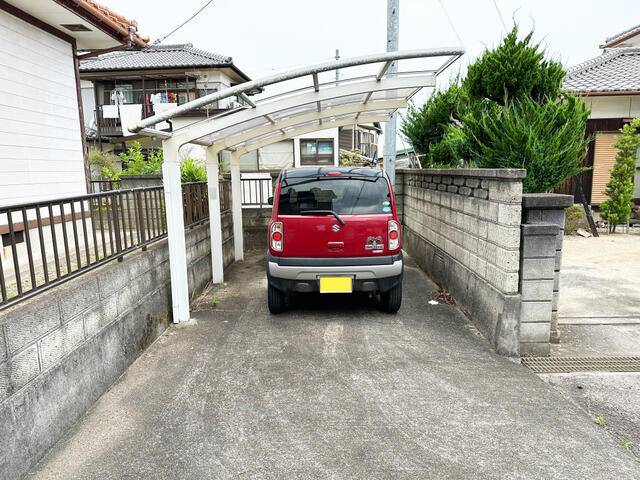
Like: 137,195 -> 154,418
563,48 -> 640,94
80,44 -> 234,72
601,24 -> 640,48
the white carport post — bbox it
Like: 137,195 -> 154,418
206,146 -> 224,283
161,138 -> 191,323
229,151 -> 244,261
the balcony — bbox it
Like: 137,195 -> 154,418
90,81 -> 250,138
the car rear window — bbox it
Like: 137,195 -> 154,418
278,177 -> 392,215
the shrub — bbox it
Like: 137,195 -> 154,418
88,147 -> 120,180
119,141 -> 163,176
400,25 -> 590,193
180,158 -> 207,182
339,149 -> 370,167
564,204 -> 586,235
600,118 -> 640,232
463,26 -> 564,105
463,94 -> 590,192
401,84 -> 466,166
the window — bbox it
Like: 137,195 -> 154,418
300,139 -> 334,166
278,177 -> 391,215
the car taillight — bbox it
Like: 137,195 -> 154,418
271,222 -> 284,252
388,220 -> 400,250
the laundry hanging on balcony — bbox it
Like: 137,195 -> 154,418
119,104 -> 142,136
102,104 -> 119,119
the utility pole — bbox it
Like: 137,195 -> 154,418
384,0 -> 399,186
335,49 -> 340,85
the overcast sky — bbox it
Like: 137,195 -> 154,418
107,0 -> 634,78
103,0 -> 635,146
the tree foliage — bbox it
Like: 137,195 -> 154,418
180,158 -> 207,182
600,118 -> 640,232
400,84 -> 466,165
400,25 -> 590,193
119,141 -> 164,176
464,95 -> 590,192
464,27 -> 564,104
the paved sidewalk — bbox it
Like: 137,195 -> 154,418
30,254 -> 639,479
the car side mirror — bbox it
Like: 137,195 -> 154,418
267,196 -> 274,205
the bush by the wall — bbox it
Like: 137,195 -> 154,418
180,158 -> 207,182
400,25 -> 590,193
464,94 -> 590,193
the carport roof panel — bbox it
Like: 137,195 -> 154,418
132,49 -> 465,148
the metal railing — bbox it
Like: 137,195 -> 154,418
0,181 -> 213,309
240,173 -> 278,208
89,180 -> 121,193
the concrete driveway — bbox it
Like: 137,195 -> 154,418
30,253 -> 639,479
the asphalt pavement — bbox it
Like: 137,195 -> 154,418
30,253 -> 640,479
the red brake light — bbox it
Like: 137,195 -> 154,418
270,222 -> 284,252
388,220 -> 400,250
327,171 -> 342,177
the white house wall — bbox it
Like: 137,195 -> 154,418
258,141 -> 293,171
0,10 -> 85,208
584,95 -> 640,119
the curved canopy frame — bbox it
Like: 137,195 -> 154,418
145,47 -> 464,324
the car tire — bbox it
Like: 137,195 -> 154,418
268,283 -> 288,314
380,282 -> 402,313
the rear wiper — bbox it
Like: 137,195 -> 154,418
299,209 -> 345,225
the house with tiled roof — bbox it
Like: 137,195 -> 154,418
0,0 -> 148,209
563,24 -> 640,205
79,43 -> 253,157
80,44 -> 381,174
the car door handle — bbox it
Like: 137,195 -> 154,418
327,241 -> 344,250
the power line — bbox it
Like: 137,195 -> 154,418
491,0 -> 507,32
437,0 -> 464,48
154,0 -> 215,45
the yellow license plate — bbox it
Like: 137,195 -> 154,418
319,276 -> 353,294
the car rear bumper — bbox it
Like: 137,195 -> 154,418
267,252 -> 403,293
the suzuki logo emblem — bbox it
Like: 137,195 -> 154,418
332,224 -> 341,233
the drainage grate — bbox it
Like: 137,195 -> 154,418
522,356 -> 640,373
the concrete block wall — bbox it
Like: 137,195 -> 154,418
519,224 -> 559,356
398,168 -> 526,355
0,219 -> 232,480
242,207 -> 273,251
521,194 -> 573,347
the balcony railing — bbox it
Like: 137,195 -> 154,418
93,94 -> 249,138
0,180 -> 229,309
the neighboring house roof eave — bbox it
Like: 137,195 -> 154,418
563,48 -> 640,95
600,23 -> 640,48
79,44 -> 251,81
53,0 -> 149,47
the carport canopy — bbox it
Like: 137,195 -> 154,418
129,47 -> 464,323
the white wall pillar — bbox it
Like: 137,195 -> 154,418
162,139 -> 191,323
206,147 -> 224,283
230,152 -> 244,261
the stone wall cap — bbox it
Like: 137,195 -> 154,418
397,168 -> 526,180
521,223 -> 559,235
522,193 -> 573,209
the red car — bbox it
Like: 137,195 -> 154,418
266,167 -> 403,314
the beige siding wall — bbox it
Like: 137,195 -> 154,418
591,132 -> 619,205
